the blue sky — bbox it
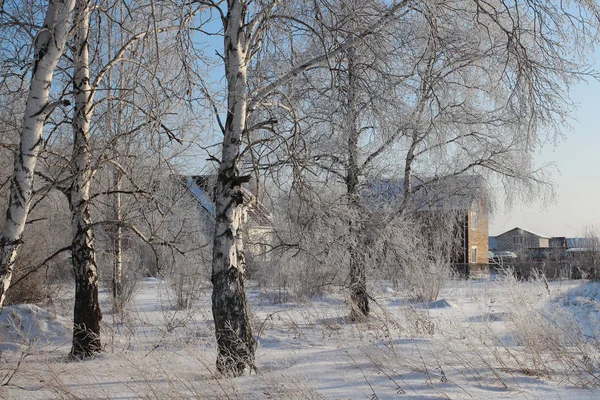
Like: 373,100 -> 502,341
489,74 -> 600,238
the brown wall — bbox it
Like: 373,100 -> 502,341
467,201 -> 489,264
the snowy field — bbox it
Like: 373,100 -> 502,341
1,274 -> 600,399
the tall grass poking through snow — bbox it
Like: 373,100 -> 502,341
410,272 -> 600,390
2,275 -> 600,398
497,271 -> 600,386
355,273 -> 600,396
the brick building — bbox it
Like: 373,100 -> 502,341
368,175 -> 489,265
458,198 -> 489,264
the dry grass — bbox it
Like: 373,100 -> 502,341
1,275 -> 600,398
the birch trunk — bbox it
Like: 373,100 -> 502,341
0,0 -> 75,312
111,167 -> 123,314
106,8 -> 123,316
211,0 -> 255,376
346,44 -> 369,321
399,133 -> 417,214
70,0 -> 102,358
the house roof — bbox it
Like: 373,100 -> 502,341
186,176 -> 216,217
566,237 -> 593,248
185,175 -> 273,228
496,227 -> 550,239
366,175 -> 485,212
240,187 -> 273,227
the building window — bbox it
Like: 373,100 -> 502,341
471,247 -> 477,264
512,236 -> 524,245
471,211 -> 477,231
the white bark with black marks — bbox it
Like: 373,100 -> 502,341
0,0 -> 75,312
211,0 -> 255,376
70,0 -> 102,358
111,167 -> 123,314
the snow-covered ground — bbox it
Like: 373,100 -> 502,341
1,274 -> 600,399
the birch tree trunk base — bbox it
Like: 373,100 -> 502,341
70,230 -> 102,358
349,259 -> 369,322
70,275 -> 102,358
211,267 -> 256,376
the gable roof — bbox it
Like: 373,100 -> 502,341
185,175 -> 273,228
366,175 -> 484,212
186,176 -> 216,217
240,187 -> 273,227
496,227 -> 550,239
566,237 -> 593,248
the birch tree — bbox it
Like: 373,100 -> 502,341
0,0 -> 75,312
66,0 -> 196,356
252,0 -> 600,322
251,0 -> 406,321
192,0 -> 412,376
68,0 -> 103,358
340,1 -> 386,321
